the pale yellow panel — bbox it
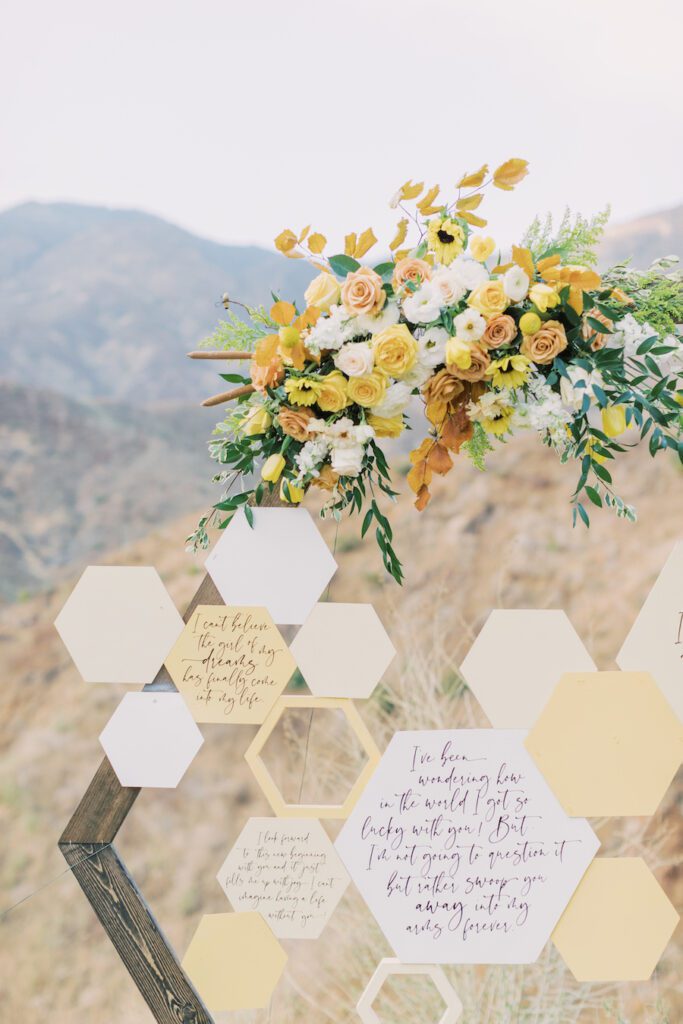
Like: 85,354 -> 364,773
165,605 -> 296,724
181,912 -> 287,1012
525,671 -> 683,816
552,858 -> 679,981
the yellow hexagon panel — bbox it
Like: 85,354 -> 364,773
525,671 -> 683,816
552,858 -> 679,981
181,912 -> 286,1012
244,696 -> 381,819
165,605 -> 296,724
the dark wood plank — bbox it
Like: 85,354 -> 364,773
60,757 -> 140,844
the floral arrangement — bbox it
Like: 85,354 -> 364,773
189,159 -> 683,582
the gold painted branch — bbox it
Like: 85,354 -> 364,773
187,350 -> 252,360
201,384 -> 255,408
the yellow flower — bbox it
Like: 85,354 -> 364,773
317,371 -> 349,412
467,279 -> 508,319
541,264 -> 601,315
519,311 -> 542,335
373,323 -> 418,379
486,354 -> 531,389
347,370 -> 387,408
367,413 -> 405,438
445,338 -> 473,370
261,454 -> 285,483
241,404 -> 272,436
284,377 -> 323,406
529,282 -> 560,313
469,235 -> 496,262
279,478 -> 305,503
602,405 -> 627,438
304,272 -> 341,312
426,217 -> 466,265
481,407 -> 514,436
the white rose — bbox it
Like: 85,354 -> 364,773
331,443 -> 365,477
454,308 -> 486,342
370,380 -> 413,419
356,301 -> 400,335
450,256 -> 488,291
418,326 -> 449,368
334,341 -> 374,377
503,265 -> 530,302
402,282 -> 442,324
431,266 -> 467,307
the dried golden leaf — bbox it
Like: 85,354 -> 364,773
491,262 -> 513,274
254,334 -> 280,367
344,233 -> 357,257
460,211 -> 488,228
393,248 -> 410,262
353,227 -> 377,259
389,218 -> 408,252
400,179 -> 423,201
274,229 -> 298,253
407,459 -> 433,494
537,254 -> 561,274
512,245 -> 535,279
270,300 -> 296,326
285,250 -> 305,258
441,411 -> 473,452
427,442 -> 453,476
493,158 -> 529,191
308,259 -> 329,273
456,193 -> 484,212
294,306 -> 320,330
425,400 -> 448,425
457,164 -> 488,189
307,232 -> 326,255
409,437 -> 434,463
415,484 -> 431,511
298,225 -> 311,243
417,185 -> 441,215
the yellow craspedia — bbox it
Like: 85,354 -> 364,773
519,311 -> 542,335
373,324 -> 418,379
241,404 -> 272,436
317,370 -> 349,413
602,405 -> 627,438
426,217 -> 466,265
278,325 -> 301,350
445,337 -> 473,370
469,235 -> 496,262
467,279 -> 508,319
284,376 -> 323,406
529,282 -> 560,313
279,478 -> 305,503
261,454 -> 285,483
367,413 -> 405,438
347,370 -> 388,408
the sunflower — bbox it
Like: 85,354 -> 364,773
426,217 -> 466,265
480,406 -> 514,435
486,354 -> 531,390
284,376 -> 323,406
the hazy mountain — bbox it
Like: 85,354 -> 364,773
599,204 -> 683,269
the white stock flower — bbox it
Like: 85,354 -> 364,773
331,444 -> 365,477
356,301 -> 400,335
402,282 -> 442,324
305,304 -> 364,354
370,380 -> 413,419
334,341 -> 374,377
431,266 -> 467,307
454,308 -> 486,342
294,437 -> 330,480
450,256 -> 488,291
503,265 -> 530,302
560,365 -> 605,411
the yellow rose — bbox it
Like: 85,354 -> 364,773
467,279 -> 508,319
445,338 -> 473,370
317,370 -> 349,412
519,311 -> 542,335
241,404 -> 272,436
347,370 -> 387,408
261,454 -> 285,483
373,324 -> 418,379
304,272 -> 341,313
529,282 -> 560,313
367,413 -> 405,438
469,235 -> 496,262
279,478 -> 305,503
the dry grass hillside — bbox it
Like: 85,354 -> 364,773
1,434 -> 681,1024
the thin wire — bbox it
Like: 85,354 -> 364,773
0,843 -> 113,922
297,709 -> 315,804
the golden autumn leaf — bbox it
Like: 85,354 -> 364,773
393,247 -> 410,262
457,164 -> 489,189
415,484 -> 431,511
493,158 -> 529,191
307,232 -> 327,254
407,459 -> 433,494
400,179 -> 423,201
298,225 -> 311,243
344,233 -> 357,257
460,211 -> 488,228
456,193 -> 484,212
274,229 -> 298,254
425,400 -> 448,425
491,262 -> 514,274
389,218 -> 408,252
536,254 -> 561,274
441,410 -> 473,452
427,442 -> 453,476
417,185 -> 441,215
354,227 -> 378,258
285,250 -> 305,259
409,437 -> 434,464
270,300 -> 296,326
254,334 -> 280,367
308,259 -> 329,273
512,245 -> 535,279
294,306 -> 320,330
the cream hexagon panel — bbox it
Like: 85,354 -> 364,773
290,603 -> 395,698
99,692 -> 204,788
217,817 -> 349,938
525,671 -> 683,816
205,508 -> 337,625
459,610 -> 595,728
617,541 -> 683,721
552,858 -> 679,981
165,605 -> 295,724
357,959 -> 463,1024
335,729 -> 599,964
54,566 -> 183,684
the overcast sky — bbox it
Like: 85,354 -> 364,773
2,0 -> 682,252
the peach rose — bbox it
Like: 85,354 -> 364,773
251,357 -> 284,392
277,405 -> 315,442
449,343 -> 490,382
520,320 -> 568,364
422,369 -> 465,406
582,309 -> 613,352
311,464 -> 339,491
341,266 -> 386,317
481,314 -> 518,350
392,257 -> 433,292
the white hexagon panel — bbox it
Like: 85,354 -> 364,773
335,729 -> 599,964
459,610 -> 595,728
290,603 -> 396,698
55,566 -> 184,684
205,509 -> 337,625
617,541 -> 683,721
217,817 -> 350,939
99,692 -> 204,788
357,959 -> 462,1024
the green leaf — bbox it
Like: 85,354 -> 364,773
244,504 -> 255,528
219,372 -> 250,383
577,502 -> 590,528
328,254 -> 361,277
585,485 -> 602,508
373,261 -> 395,279
586,317 -> 612,336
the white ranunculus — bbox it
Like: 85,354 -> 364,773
503,265 -> 530,302
454,308 -> 486,342
331,443 -> 365,477
560,366 -> 605,411
431,266 -> 467,307
450,256 -> 488,291
418,326 -> 449,368
370,381 -> 413,419
356,301 -> 400,335
334,341 -> 374,377
402,282 -> 442,324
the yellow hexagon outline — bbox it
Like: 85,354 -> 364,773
244,695 -> 381,819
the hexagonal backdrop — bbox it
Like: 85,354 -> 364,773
552,858 -> 679,981
617,540 -> 683,721
165,605 -> 296,724
290,602 -> 396,698
54,565 -> 183,684
99,692 -> 204,788
181,912 -> 286,1012
459,610 -> 595,728
205,508 -> 337,625
525,671 -> 683,816
335,729 -> 599,964
216,817 -> 349,938
357,959 -> 463,1024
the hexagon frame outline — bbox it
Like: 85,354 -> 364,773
357,957 -> 463,1024
244,695 -> 381,819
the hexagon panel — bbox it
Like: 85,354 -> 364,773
335,729 -> 599,964
525,671 -> 683,816
54,565 -> 183,684
357,959 -> 462,1024
181,912 -> 286,1012
552,858 -> 679,981
217,817 -> 349,938
290,602 -> 396,698
165,605 -> 295,724
459,610 -> 596,728
99,692 -> 204,788
205,508 -> 337,625
244,695 -> 381,819
617,541 -> 683,721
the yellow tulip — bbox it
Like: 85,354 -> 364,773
529,283 -> 560,313
601,405 -> 627,438
242,405 -> 272,437
445,338 -> 473,370
261,454 -> 286,483
279,479 -> 305,503
519,311 -> 542,335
